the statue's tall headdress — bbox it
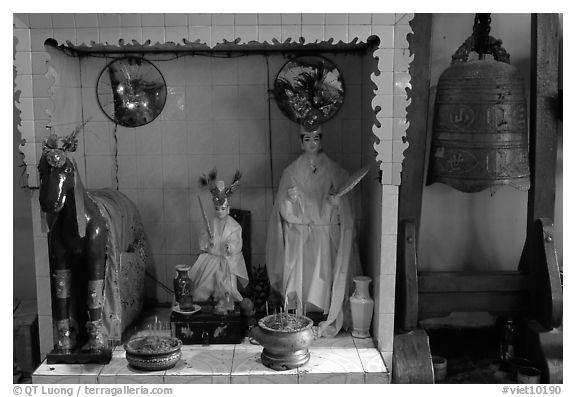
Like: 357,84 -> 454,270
199,168 -> 242,206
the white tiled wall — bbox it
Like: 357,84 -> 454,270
13,13 -> 413,368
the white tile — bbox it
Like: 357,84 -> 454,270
188,26 -> 211,46
136,156 -> 163,189
237,57 -> 267,85
141,13 -> 164,27
85,155 -> 113,189
35,276 -> 51,316
212,26 -> 235,45
74,13 -> 98,28
310,332 -> 355,348
377,274 -> 396,314
231,343 -> 298,382
121,28 -> 143,45
76,28 -> 98,46
117,156 -> 138,189
372,14 -> 395,25
15,52 -> 32,75
348,14 -> 372,25
372,71 -> 393,95
258,13 -> 281,25
379,234 -> 397,275
379,162 -> 392,185
18,120 -> 35,144
212,13 -> 234,25
281,25 -> 301,44
298,347 -> 363,383
258,25 -> 281,44
393,117 -> 408,141
281,13 -> 301,25
211,86 -> 238,119
13,14 -> 29,28
235,14 -> 257,26
374,313 -> 394,353
162,155 -> 189,189
301,25 -> 324,43
235,26 -> 258,43
162,121 -> 188,155
373,48 -> 394,72
30,28 -> 52,51
29,13 -> 52,29
394,48 -> 413,72
162,86 -> 187,121
163,222 -> 191,254
348,25 -> 371,43
395,13 -> 413,25
302,13 -> 324,25
84,122 -> 112,155
325,25 -> 347,44
373,25 -> 394,48
98,13 -> 121,28
372,94 -> 393,118
135,124 -> 162,155
52,28 -> 76,47
326,14 -> 348,25
142,27 -> 165,45
51,13 -> 75,28
392,162 -> 403,185
394,25 -> 412,49
38,315 -> 53,357
16,74 -> 33,97
165,13 -> 188,27
120,14 -> 141,27
166,26 -> 188,45
393,139 -> 408,163
166,345 -> 234,378
394,72 -> 411,96
188,14 -> 211,26
394,94 -> 409,118
32,359 -> 103,384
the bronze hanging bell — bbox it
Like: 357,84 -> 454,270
427,14 -> 530,193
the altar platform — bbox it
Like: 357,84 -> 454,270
32,307 -> 389,384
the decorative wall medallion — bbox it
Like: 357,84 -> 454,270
273,55 -> 344,130
96,57 -> 167,128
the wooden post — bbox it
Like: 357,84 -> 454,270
519,13 -> 562,330
395,13 -> 433,332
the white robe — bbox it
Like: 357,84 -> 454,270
266,152 -> 361,337
189,215 -> 249,302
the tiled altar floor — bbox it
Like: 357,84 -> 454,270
32,332 -> 388,384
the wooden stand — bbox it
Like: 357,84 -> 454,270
46,347 -> 112,365
394,14 -> 562,383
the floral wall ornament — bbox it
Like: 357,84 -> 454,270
273,55 -> 345,130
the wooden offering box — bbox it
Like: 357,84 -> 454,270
170,302 -> 246,345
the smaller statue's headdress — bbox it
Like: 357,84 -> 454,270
199,168 -> 242,206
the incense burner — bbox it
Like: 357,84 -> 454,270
249,313 -> 314,371
124,336 -> 182,371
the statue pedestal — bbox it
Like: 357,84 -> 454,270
46,347 -> 112,365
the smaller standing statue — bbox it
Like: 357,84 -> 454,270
189,169 -> 249,314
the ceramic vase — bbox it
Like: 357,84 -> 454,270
173,264 -> 192,304
349,276 -> 374,338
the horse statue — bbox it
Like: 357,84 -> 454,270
38,123 -> 153,360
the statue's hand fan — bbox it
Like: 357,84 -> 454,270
334,164 -> 372,198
